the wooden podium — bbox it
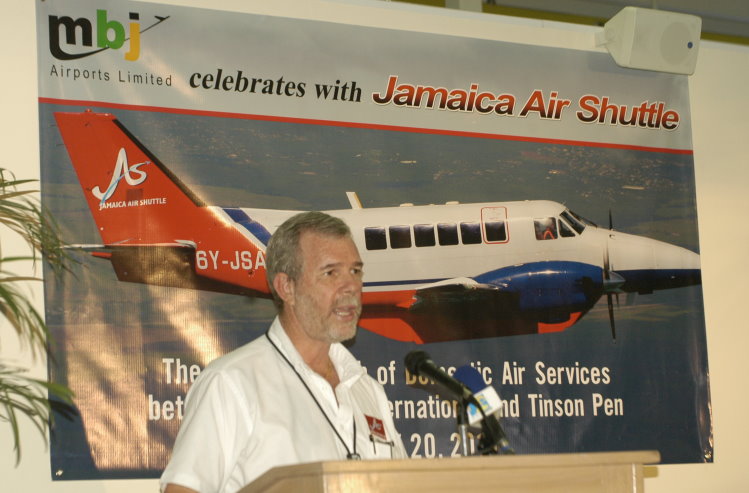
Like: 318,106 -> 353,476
240,450 -> 660,493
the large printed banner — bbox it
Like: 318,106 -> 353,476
36,0 -> 711,480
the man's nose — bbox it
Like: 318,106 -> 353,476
340,271 -> 362,294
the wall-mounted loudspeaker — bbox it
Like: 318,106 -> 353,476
596,7 -> 702,75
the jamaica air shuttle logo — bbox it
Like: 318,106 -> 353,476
48,9 -> 169,61
94,148 -> 150,208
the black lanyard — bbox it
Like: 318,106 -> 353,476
265,332 -> 361,460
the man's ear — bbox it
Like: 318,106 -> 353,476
273,273 -> 295,306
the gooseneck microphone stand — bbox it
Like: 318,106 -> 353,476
456,400 -> 471,456
456,395 -> 515,456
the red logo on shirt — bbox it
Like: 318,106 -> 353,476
365,415 -> 386,441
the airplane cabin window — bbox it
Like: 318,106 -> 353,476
460,222 -> 482,244
484,221 -> 507,242
389,225 -> 412,249
414,224 -> 436,247
364,227 -> 387,250
534,217 -> 558,240
558,218 -> 576,238
437,223 -> 459,246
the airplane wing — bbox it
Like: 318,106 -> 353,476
418,277 -> 499,292
360,263 -> 601,343
410,277 -> 508,307
359,276 -> 527,343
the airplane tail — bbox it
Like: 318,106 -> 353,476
54,110 -> 270,296
55,111 -> 208,246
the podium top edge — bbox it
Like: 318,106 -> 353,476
268,450 -> 661,477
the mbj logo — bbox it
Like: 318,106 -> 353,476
48,9 -> 169,61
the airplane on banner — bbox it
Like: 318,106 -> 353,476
53,110 -> 702,343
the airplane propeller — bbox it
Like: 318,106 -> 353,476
602,209 -> 624,341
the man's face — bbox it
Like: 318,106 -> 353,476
287,231 -> 363,344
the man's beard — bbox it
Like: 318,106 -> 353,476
295,292 -> 362,344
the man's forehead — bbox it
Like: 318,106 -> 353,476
299,231 -> 362,265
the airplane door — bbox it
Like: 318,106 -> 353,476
481,206 -> 509,243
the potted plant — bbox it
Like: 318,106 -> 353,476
0,168 -> 73,464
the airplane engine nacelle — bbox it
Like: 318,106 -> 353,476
475,261 -> 603,315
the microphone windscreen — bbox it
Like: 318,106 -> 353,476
453,365 -> 487,392
454,364 -> 502,425
404,350 -> 431,375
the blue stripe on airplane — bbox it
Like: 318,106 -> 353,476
616,268 -> 702,292
223,208 -> 272,246
365,261 -> 602,294
364,278 -> 445,288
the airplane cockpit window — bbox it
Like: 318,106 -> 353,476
438,223 -> 459,246
484,221 -> 507,242
364,227 -> 387,250
561,209 -> 596,234
414,224 -> 436,247
389,225 -> 412,249
534,217 -> 557,240
558,218 -> 576,238
460,222 -> 482,244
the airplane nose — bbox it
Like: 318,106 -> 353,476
607,232 -> 701,294
653,242 -> 701,271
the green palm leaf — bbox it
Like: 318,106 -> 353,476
0,168 -> 74,464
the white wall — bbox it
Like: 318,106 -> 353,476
2,1 -> 747,490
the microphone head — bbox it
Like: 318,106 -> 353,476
404,350 -> 432,375
454,364 -> 503,426
453,365 -> 487,393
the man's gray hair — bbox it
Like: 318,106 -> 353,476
265,211 -> 352,310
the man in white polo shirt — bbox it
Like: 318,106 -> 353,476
161,211 -> 406,493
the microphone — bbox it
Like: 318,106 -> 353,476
453,365 -> 503,425
454,364 -> 515,455
404,350 -> 474,402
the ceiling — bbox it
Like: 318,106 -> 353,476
401,0 -> 749,45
